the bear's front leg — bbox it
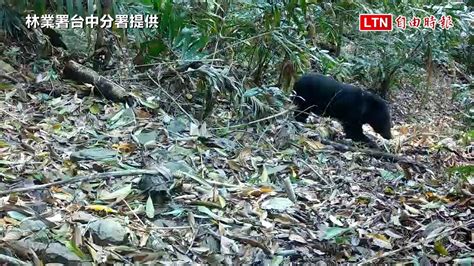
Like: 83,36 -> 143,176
341,122 -> 377,148
342,122 -> 366,141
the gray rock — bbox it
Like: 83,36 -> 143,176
89,219 -> 128,245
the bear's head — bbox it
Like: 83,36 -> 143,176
363,93 -> 392,140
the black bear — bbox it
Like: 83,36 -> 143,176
293,73 -> 392,144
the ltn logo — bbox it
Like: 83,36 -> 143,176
359,14 -> 393,31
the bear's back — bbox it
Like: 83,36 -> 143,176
294,73 -> 362,117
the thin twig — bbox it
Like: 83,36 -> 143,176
185,221 -> 199,254
211,109 -> 291,130
0,108 -> 22,121
0,254 -> 31,266
0,169 -> 160,196
178,171 -> 213,189
206,179 -> 240,188
122,198 -> 146,228
207,229 -> 272,256
298,159 -> 331,186
0,73 -> 20,83
358,220 -> 474,265
105,59 -> 224,72
204,31 -> 272,59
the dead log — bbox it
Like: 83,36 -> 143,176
63,60 -> 131,104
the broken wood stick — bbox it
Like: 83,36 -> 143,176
0,169 -> 160,196
63,60 -> 131,103
317,137 -> 426,170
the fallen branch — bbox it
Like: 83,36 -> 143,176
317,138 -> 426,170
207,229 -> 272,256
0,254 -> 31,266
63,60 -> 131,103
0,169 -> 160,196
229,235 -> 273,256
0,73 -> 19,83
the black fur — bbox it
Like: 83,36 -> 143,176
42,28 -> 68,50
293,73 -> 392,143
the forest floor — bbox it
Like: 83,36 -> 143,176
0,40 -> 472,265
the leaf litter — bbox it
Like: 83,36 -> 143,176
0,55 -> 472,265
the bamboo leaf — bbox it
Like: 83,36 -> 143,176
87,0 -> 94,15
75,0 -> 84,17
57,0 -> 64,13
96,0 -> 102,15
66,0 -> 74,16
34,0 -> 46,16
17,0 -> 27,12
